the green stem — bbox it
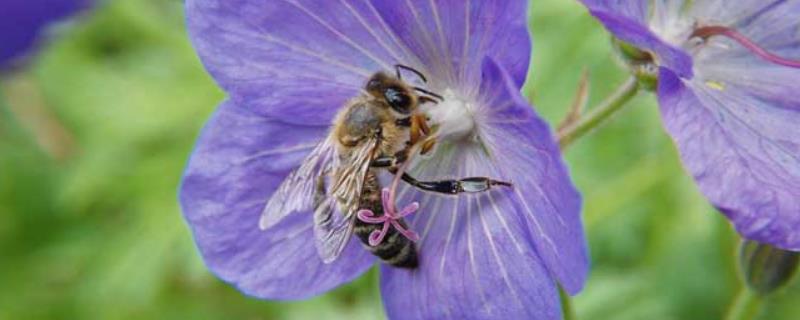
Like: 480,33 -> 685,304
725,289 -> 762,320
558,77 -> 640,149
559,286 -> 577,320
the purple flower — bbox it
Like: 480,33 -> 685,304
579,1 -> 800,250
180,1 -> 588,319
0,0 -> 89,70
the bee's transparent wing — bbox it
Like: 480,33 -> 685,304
259,136 -> 336,231
313,137 -> 378,263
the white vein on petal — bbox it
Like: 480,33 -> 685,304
438,165 -> 463,279
235,143 -> 318,165
485,192 -> 525,254
692,82 -> 800,190
461,0 -> 472,77
205,19 -> 373,77
403,0 -> 450,83
253,32 -> 372,78
363,0 -> 427,70
476,192 -> 525,310
340,0 -> 406,65
513,173 -> 559,257
466,193 -> 493,316
281,0 -> 394,72
428,0 -> 457,80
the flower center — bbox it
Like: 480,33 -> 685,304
425,89 -> 478,142
689,25 -> 800,69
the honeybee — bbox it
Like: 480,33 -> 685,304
260,65 -> 511,269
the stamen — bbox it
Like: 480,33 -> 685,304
356,188 -> 420,246
356,147 -> 422,246
691,25 -> 800,68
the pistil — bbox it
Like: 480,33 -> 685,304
691,25 -> 800,68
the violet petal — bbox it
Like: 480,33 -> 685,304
187,0 -> 409,125
1,0 -> 89,69
180,101 -> 375,299
658,68 -> 800,250
369,0 -> 531,87
380,59 -> 586,320
578,2 -> 693,78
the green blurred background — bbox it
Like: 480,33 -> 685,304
1,0 -> 797,319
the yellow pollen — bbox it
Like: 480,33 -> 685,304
705,80 -> 725,91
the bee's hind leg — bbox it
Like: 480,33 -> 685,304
371,152 -> 509,194
398,173 -> 512,195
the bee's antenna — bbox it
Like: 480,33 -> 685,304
395,64 -> 428,83
414,87 -> 444,101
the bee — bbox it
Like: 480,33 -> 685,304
260,65 -> 511,269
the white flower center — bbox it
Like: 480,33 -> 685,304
425,89 -> 478,142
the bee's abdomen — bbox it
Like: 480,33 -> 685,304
356,172 -> 418,269
354,220 -> 419,269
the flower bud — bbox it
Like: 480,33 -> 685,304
739,240 -> 800,295
611,37 -> 658,91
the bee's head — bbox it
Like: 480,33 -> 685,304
365,72 -> 415,115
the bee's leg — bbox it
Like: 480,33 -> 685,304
395,116 -> 412,127
410,115 -> 423,145
409,114 -> 432,146
398,173 -> 512,194
413,114 -> 430,134
420,138 -> 436,155
371,151 -> 408,168
371,129 -> 428,169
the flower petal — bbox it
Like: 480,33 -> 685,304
477,57 -> 588,294
369,0 -> 531,88
578,0 -> 648,22
692,0 -> 794,34
577,1 -> 693,78
658,68 -> 800,250
379,59 -> 586,320
180,101 -> 375,299
186,0 -> 421,125
1,0 -> 88,69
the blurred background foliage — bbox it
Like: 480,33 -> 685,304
0,0 -> 797,319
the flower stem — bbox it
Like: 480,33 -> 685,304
557,77 -> 639,149
725,288 -> 762,320
559,286 -> 577,320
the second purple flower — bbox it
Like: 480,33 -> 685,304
580,0 -> 800,251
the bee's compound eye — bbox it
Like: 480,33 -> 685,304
385,87 -> 411,114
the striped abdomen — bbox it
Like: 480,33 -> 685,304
354,170 -> 418,269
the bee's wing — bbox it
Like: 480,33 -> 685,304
259,136 -> 337,231
313,137 -> 379,263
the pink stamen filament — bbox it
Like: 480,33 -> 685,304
356,150 -> 422,246
356,189 -> 420,246
691,25 -> 800,68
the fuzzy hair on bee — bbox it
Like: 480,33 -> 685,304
260,65 -> 508,269
260,69 -> 428,268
